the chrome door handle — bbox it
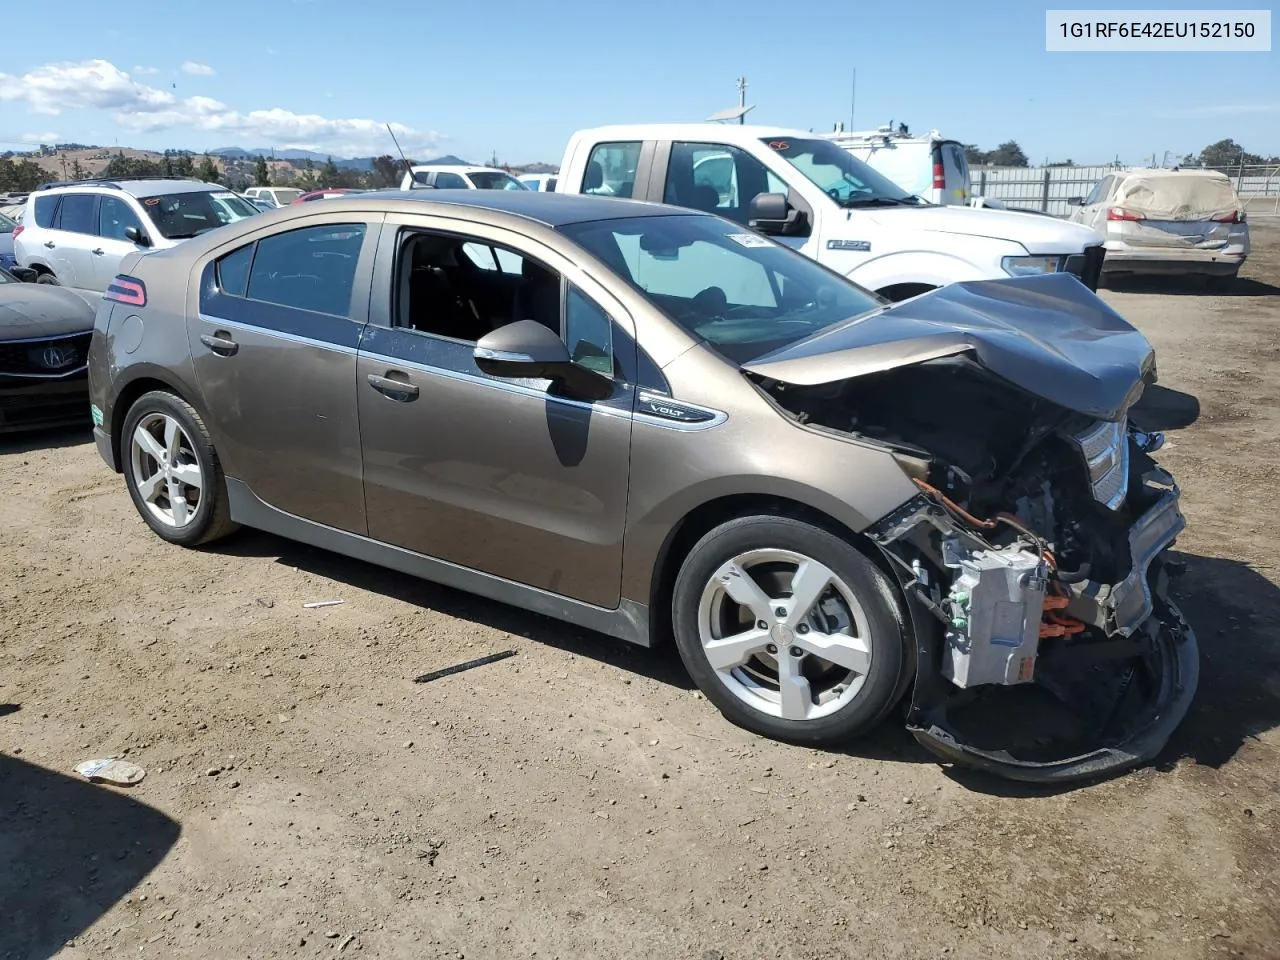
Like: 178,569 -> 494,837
366,372 -> 419,401
43,241 -> 55,249
199,332 -> 239,356
91,248 -> 105,256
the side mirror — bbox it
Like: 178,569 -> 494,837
124,226 -> 151,247
1067,196 -> 1085,206
9,266 -> 38,282
408,171 -> 434,189
474,319 -> 612,402
749,192 -> 809,237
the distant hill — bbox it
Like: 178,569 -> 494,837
210,146 -> 334,162
415,155 -> 470,166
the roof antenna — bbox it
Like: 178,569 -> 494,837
386,123 -> 412,176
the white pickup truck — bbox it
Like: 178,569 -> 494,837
555,124 -> 1106,301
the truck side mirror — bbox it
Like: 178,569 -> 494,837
749,192 -> 809,237
1067,196 -> 1085,206
9,266 -> 38,282
124,226 -> 151,247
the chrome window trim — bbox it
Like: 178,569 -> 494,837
197,314 -> 360,356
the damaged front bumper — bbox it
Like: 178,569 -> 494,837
871,479 -> 1198,784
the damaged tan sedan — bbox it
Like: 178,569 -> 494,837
86,191 -> 1195,783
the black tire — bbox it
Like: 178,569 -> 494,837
36,272 -> 59,285
121,390 -> 238,547
672,515 -> 908,746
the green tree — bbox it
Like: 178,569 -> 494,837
70,159 -> 85,179
1193,138 -> 1278,168
254,155 -> 270,186
102,154 -> 163,179
320,156 -> 341,187
195,155 -> 220,182
368,154 -> 403,188
0,157 -> 48,191
966,140 -> 1029,167
172,153 -> 195,177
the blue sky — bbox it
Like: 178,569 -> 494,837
0,0 -> 1276,164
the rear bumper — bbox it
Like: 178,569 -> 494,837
1102,244 -> 1246,276
0,373 -> 90,433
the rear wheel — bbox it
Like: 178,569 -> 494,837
35,271 -> 59,285
672,516 -> 907,745
121,391 -> 237,547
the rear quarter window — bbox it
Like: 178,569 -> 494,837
33,195 -> 60,228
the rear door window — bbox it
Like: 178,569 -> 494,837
583,142 -> 641,198
433,172 -> 468,189
55,194 -> 97,234
33,195 -> 60,228
246,223 -> 367,317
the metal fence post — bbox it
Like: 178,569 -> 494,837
1042,169 -> 1051,212
979,169 -> 987,198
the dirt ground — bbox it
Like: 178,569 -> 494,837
3,224 -> 1279,960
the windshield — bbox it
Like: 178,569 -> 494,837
0,267 -> 13,284
140,190 -> 259,240
467,171 -> 528,191
0,212 -> 14,234
560,214 -> 882,363
272,189 -> 302,203
763,137 -> 927,207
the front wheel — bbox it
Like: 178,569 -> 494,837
672,516 -> 908,745
36,272 -> 59,285
121,391 -> 238,547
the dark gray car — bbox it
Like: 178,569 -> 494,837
85,191 -> 1195,783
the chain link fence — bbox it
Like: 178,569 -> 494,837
970,163 -> 1280,217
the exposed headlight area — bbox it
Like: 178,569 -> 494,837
1000,254 -> 1063,277
1072,417 -> 1130,510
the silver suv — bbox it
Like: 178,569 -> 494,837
14,178 -> 259,295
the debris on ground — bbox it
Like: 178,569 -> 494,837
414,650 -> 518,684
73,758 -> 145,786
303,600 -> 345,609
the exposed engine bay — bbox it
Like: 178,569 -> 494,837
754,355 -> 1197,783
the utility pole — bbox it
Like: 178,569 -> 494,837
736,76 -> 748,124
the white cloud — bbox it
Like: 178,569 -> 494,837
0,58 -> 440,156
181,61 -> 215,76
133,65 -> 159,75
21,131 -> 60,143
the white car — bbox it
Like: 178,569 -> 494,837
1067,169 -> 1249,284
517,173 -> 559,192
14,178 -> 259,296
400,165 -> 528,191
824,126 -> 971,206
243,186 -> 304,207
556,124 -> 1106,301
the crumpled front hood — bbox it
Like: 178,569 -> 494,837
862,204 -> 1103,252
743,273 -> 1154,421
0,283 -> 97,339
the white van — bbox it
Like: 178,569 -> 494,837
824,126 -> 970,206
556,123 -> 1105,301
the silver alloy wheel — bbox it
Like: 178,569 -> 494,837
696,548 -> 874,722
129,412 -> 204,529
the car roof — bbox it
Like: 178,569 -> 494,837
408,165 -> 511,176
320,189 -> 685,227
571,122 -> 817,144
35,178 -> 226,198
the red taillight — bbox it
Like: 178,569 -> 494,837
104,275 -> 146,307
11,224 -> 23,239
1212,210 -> 1244,223
1106,206 -> 1145,222
932,161 -> 945,190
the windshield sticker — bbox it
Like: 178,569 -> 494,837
828,239 -> 872,252
727,233 -> 774,248
211,192 -> 236,200
766,140 -> 790,151
143,197 -> 161,205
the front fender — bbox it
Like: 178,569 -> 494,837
847,250 -> 989,294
